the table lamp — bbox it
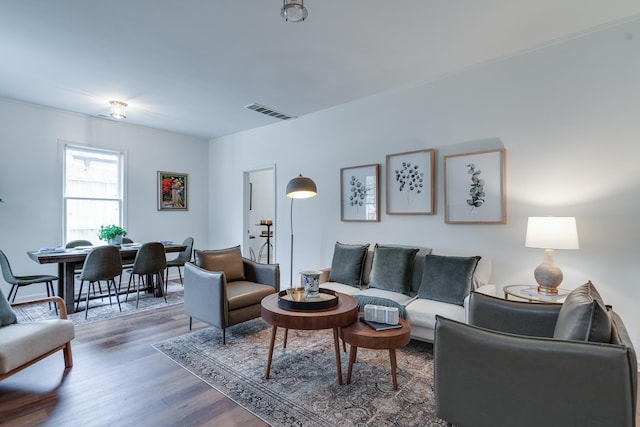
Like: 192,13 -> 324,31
286,174 -> 317,287
525,216 -> 579,294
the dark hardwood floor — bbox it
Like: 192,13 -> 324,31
1,294 -> 639,426
0,299 -> 268,427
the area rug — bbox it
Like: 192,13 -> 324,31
153,319 -> 447,426
13,280 -> 184,325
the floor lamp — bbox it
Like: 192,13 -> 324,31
286,174 -> 317,287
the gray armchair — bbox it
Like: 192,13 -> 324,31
434,291 -> 637,427
184,246 -> 279,344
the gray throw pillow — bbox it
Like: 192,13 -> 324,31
194,245 -> 245,282
368,245 -> 419,295
328,242 -> 370,288
553,281 -> 611,343
0,287 -> 17,326
417,254 -> 480,306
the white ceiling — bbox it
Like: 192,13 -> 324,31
1,1 -> 639,139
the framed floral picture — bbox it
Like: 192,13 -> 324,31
157,171 -> 188,211
386,149 -> 435,215
340,163 -> 380,222
444,148 -> 506,224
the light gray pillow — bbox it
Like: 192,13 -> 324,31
368,245 -> 419,295
328,242 -> 370,288
417,254 -> 480,306
0,287 -> 17,326
553,281 -> 611,343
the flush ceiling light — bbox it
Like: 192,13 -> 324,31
109,100 -> 128,119
281,0 -> 308,22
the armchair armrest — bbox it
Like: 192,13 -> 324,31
242,259 -> 280,291
184,262 -> 227,328
12,296 -> 68,319
435,316 -> 637,427
469,291 -> 561,337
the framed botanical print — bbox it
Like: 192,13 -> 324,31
444,148 -> 506,224
340,163 -> 380,222
158,171 -> 188,211
386,149 -> 435,215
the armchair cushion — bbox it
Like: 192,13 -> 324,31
368,245 -> 419,295
328,242 -> 369,288
0,288 -> 17,326
194,246 -> 245,282
553,281 -> 611,343
417,255 -> 480,306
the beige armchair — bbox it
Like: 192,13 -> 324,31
1,296 -> 75,381
184,246 -> 279,344
434,288 -> 637,427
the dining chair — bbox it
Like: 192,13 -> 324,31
0,249 -> 59,314
76,246 -> 123,319
65,240 -> 102,298
165,237 -> 193,287
125,242 -> 167,308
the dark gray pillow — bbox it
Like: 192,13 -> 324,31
417,254 -> 480,306
329,242 -> 370,288
0,287 -> 17,326
368,245 -> 419,295
553,281 -> 611,343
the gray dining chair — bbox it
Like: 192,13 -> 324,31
76,246 -> 123,319
165,237 -> 193,287
65,240 -> 102,298
0,249 -> 59,314
125,242 -> 167,308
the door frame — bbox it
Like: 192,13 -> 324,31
243,164 -> 277,263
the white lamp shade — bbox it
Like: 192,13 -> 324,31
286,174 -> 317,199
525,217 -> 579,250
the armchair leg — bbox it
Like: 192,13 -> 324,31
222,328 -> 226,345
189,317 -> 193,330
63,341 -> 73,369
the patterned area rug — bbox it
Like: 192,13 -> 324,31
153,319 -> 447,426
13,280 -> 184,325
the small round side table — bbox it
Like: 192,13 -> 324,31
503,284 -> 570,303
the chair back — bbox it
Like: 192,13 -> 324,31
132,242 -> 167,275
122,237 -> 134,244
79,246 -> 123,282
174,237 -> 194,264
65,240 -> 93,248
0,249 -> 17,284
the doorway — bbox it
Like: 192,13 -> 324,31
243,166 -> 276,264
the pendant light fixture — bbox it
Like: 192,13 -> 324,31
109,100 -> 128,119
281,0 -> 308,22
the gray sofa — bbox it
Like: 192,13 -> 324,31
434,287 -> 637,427
184,246 -> 279,344
319,243 -> 494,342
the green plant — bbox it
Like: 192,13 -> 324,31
98,224 -> 127,241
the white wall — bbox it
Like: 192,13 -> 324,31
0,98 -> 210,300
209,18 -> 640,349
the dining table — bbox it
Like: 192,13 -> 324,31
27,243 -> 187,313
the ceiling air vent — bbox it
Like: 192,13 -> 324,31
245,103 -> 296,120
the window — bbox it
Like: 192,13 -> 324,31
63,145 -> 124,244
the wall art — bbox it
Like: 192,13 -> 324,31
386,149 -> 435,215
340,163 -> 380,222
158,171 -> 188,211
444,148 -> 506,224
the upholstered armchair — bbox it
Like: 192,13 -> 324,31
183,246 -> 279,344
434,285 -> 637,427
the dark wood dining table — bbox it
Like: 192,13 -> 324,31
27,243 -> 187,313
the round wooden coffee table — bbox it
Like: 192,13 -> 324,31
260,292 -> 358,385
339,314 -> 411,390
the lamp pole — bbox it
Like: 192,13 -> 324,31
286,174 -> 317,287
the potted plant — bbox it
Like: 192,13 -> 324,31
98,224 -> 127,245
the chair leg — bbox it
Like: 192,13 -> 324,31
76,281 -> 85,313
110,278 -> 122,312
223,328 -> 226,345
47,281 -> 58,315
158,273 -> 167,303
178,267 -> 183,286
125,274 -> 134,302
8,284 -> 18,302
84,281 -> 92,319
63,341 -> 74,369
135,275 -> 142,309
189,317 -> 193,330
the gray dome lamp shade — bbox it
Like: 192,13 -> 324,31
286,174 -> 317,287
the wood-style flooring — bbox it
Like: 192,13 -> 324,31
1,295 -> 639,426
0,299 -> 268,427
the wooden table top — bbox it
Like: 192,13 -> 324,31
261,292 -> 358,330
340,315 -> 411,350
28,243 -> 187,264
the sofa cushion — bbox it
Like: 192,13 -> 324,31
320,282 -> 361,296
553,281 -> 611,343
405,297 -> 466,329
417,254 -> 480,306
194,246 -> 245,282
328,242 -> 370,288
0,287 -> 17,326
368,245 -> 419,295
